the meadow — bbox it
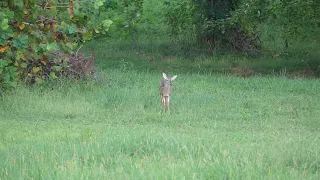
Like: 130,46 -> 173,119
0,38 -> 320,179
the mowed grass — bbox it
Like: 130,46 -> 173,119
0,69 -> 320,179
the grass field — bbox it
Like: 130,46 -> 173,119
87,37 -> 320,77
1,68 -> 320,179
1,36 -> 320,179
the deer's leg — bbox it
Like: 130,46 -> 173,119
167,96 -> 170,112
161,95 -> 165,110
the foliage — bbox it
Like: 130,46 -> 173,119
162,0 -> 261,50
163,0 -> 197,36
266,0 -> 320,40
0,59 -> 18,90
0,10 -> 18,90
162,0 -> 320,51
98,0 -> 168,38
137,0 -> 168,36
231,0 -> 320,40
0,0 -> 111,90
98,0 -> 144,38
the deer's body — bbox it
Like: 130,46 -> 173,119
160,73 -> 177,112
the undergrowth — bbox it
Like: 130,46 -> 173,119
87,36 -> 320,77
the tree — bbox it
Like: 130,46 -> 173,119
0,0 -> 111,90
163,0 -> 320,51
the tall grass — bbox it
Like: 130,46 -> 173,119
88,36 -> 320,77
1,32 -> 320,179
1,69 -> 320,179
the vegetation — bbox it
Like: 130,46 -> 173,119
0,0 -> 320,179
1,35 -> 320,178
1,69 -> 320,179
161,0 -> 320,51
86,37 -> 320,78
1,0 -> 319,92
0,0 -> 109,90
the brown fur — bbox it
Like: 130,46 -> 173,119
160,73 -> 177,112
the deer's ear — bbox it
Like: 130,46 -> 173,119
171,75 -> 177,81
162,72 -> 168,80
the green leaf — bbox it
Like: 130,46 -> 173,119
94,0 -> 104,9
0,59 -> 9,68
14,0 -> 24,9
3,71 -> 11,81
49,72 -> 57,79
30,30 -> 44,39
8,66 -> 17,76
36,44 -> 47,53
102,19 -> 113,32
54,66 -> 62,71
1,19 -> 9,30
0,11 -> 14,19
68,24 -> 78,34
83,32 -> 93,41
46,42 -> 59,51
12,34 -> 29,50
0,31 -> 13,41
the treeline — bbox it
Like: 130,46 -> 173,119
100,0 -> 319,50
1,0 -> 319,91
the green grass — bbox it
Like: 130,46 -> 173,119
1,35 -> 320,179
88,37 -> 320,76
1,69 -> 320,179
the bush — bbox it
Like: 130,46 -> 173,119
0,0 -> 109,90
